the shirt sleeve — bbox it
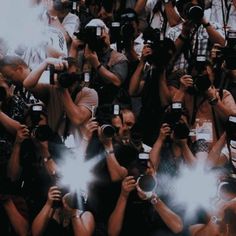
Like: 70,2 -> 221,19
76,87 -> 99,112
63,13 -> 80,38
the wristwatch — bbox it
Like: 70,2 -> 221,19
104,149 -> 114,156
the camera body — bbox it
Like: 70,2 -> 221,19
26,104 -> 53,142
162,102 -> 190,139
219,31 -> 236,70
136,152 -> 156,199
189,56 -> 211,93
226,116 -> 236,141
74,26 -> 104,52
49,64 -> 83,88
0,86 -> 7,102
94,104 -> 120,138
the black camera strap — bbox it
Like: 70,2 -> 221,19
226,138 -> 236,174
221,0 -> 232,37
149,1 -> 168,35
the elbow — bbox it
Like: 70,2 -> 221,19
128,87 -> 137,97
23,80 -> 33,89
172,221 -> 184,234
70,116 -> 84,127
113,79 -> 122,87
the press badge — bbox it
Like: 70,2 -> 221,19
195,119 -> 213,142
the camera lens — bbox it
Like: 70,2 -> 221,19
101,124 -> 116,138
32,125 -> 53,141
0,87 -> 7,102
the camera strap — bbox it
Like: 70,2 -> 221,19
221,0 -> 232,37
226,138 -> 236,174
149,1 -> 168,35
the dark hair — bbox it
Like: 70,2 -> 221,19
101,0 -> 114,13
0,55 -> 28,69
120,8 -> 139,23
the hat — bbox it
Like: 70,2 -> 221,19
85,19 -> 109,33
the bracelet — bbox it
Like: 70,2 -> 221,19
104,149 -> 114,156
150,196 -> 161,205
208,97 -> 218,106
71,210 -> 83,219
178,34 -> 188,42
96,63 -> 102,71
203,22 -> 211,28
43,156 -> 52,163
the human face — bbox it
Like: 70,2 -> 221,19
0,65 -> 26,85
112,111 -> 135,143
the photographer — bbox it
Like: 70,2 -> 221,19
189,176 -> 236,236
108,159 -> 184,236
23,56 -> 98,150
129,28 -> 176,145
81,105 -> 139,235
71,18 -> 128,105
111,8 -> 144,62
41,0 -> 80,45
145,0 -> 181,35
207,116 -> 236,175
167,0 -> 225,71
169,59 -> 236,149
32,186 -> 95,236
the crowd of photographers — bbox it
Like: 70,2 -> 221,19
0,0 -> 236,235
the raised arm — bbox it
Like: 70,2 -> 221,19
108,176 -> 136,236
150,123 -> 171,170
207,132 -> 227,168
98,128 -> 128,181
150,194 -> 183,234
32,186 -> 60,236
0,112 -> 21,135
7,125 -> 29,181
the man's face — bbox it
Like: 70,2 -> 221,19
0,65 -> 25,85
112,111 -> 135,143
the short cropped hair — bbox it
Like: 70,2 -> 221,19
0,55 -> 28,69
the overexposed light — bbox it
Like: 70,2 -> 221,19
172,162 -> 219,218
58,152 -> 101,195
0,0 -> 46,51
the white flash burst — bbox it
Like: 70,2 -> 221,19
0,0 -> 46,51
58,152 -> 101,196
172,162 -> 219,218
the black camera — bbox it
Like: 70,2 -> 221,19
162,102 -> 190,139
93,104 -> 120,138
0,86 -> 7,102
136,153 -> 156,198
226,116 -> 236,141
189,56 -> 211,93
184,2 -> 204,23
74,26 -> 104,52
142,27 -> 176,68
49,65 -> 82,88
27,104 -> 53,142
222,31 -> 236,70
